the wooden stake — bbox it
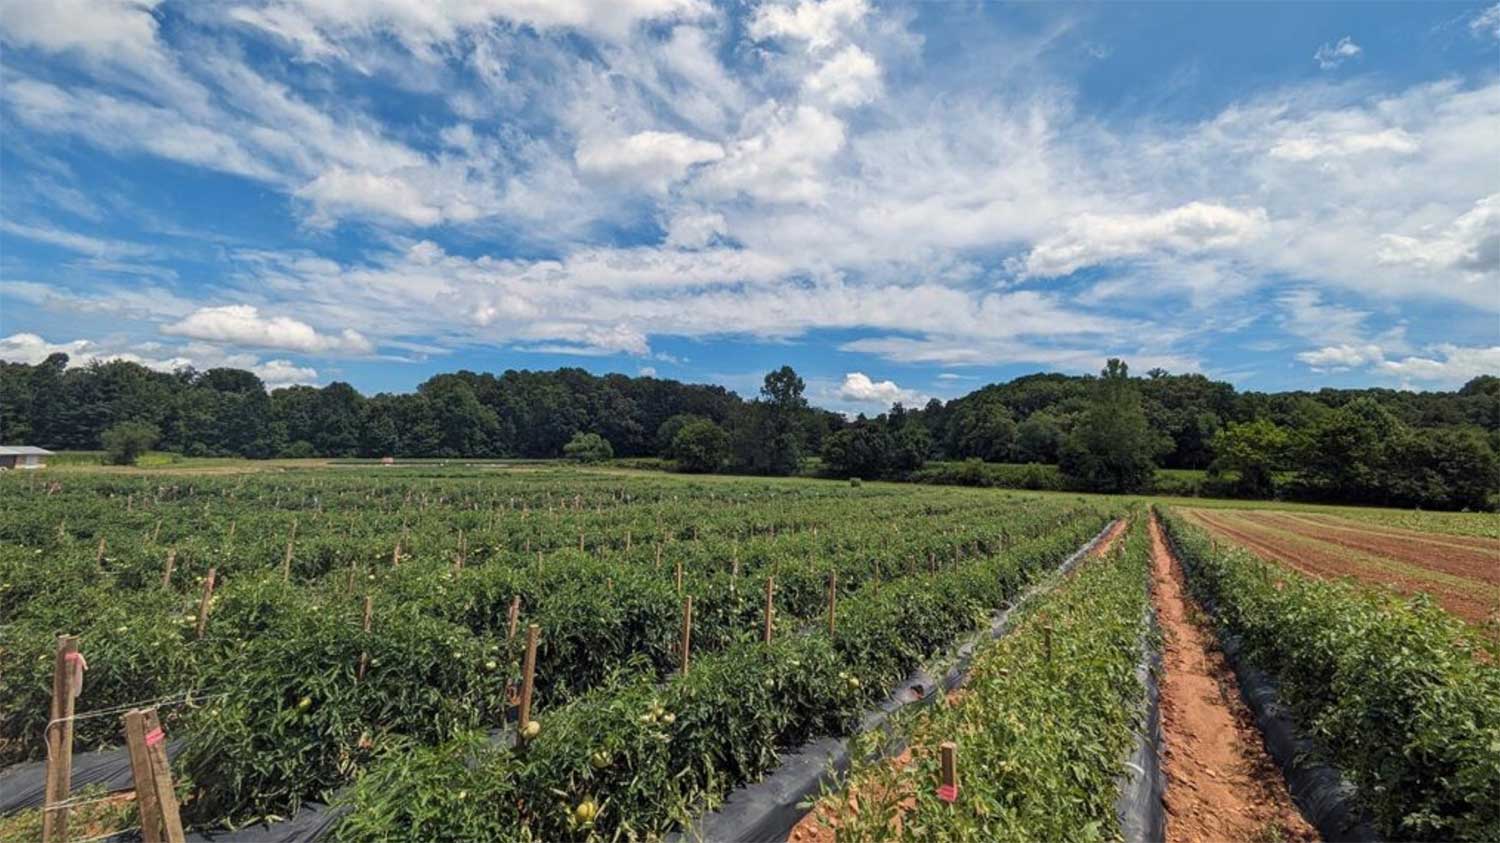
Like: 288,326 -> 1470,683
655,543 -> 662,570
161,548 -> 176,589
730,556 -> 740,596
763,577 -> 775,644
827,570 -> 838,636
939,741 -> 959,803
357,595 -> 374,681
625,530 -> 632,551
123,709 -> 164,843
1043,624 -> 1054,665
391,538 -> 401,568
680,596 -> 693,675
675,558 -> 684,595
455,529 -> 466,573
518,624 -> 540,733
282,519 -> 298,581
41,635 -> 79,843
95,536 -> 107,565
195,568 -> 216,639
152,519 -> 162,543
141,709 -> 185,843
507,596 -> 521,640
226,520 -> 236,544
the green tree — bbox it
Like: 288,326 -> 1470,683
563,431 -> 614,463
1058,359 -> 1162,492
821,425 -> 893,478
890,422 -> 931,473
101,421 -> 159,465
1211,418 -> 1289,497
1014,412 -> 1063,463
671,419 -> 730,473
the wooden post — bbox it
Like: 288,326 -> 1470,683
655,543 -> 662,571
675,558 -> 683,595
730,556 -> 740,596
226,520 -> 236,544
195,568 -> 216,639
762,577 -> 775,644
518,624 -> 540,734
506,596 -> 521,640
95,536 -> 107,565
357,595 -> 374,681
391,538 -> 401,568
161,548 -> 176,589
282,519 -> 298,581
625,530 -> 632,551
42,635 -> 79,843
454,530 -> 466,573
346,561 -> 358,593
679,596 -> 693,675
1044,624 -> 1054,665
827,571 -> 837,636
141,709 -> 185,843
938,741 -> 959,803
578,531 -> 585,552
123,709 -> 165,843
152,519 -> 162,543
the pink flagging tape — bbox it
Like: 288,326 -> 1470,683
145,727 -> 165,747
66,651 -> 87,698
936,784 -> 958,803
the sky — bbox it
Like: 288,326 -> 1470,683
0,0 -> 1497,416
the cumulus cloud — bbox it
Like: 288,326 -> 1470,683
1019,202 -> 1268,278
1268,128 -> 1418,161
576,131 -> 725,192
0,332 -> 319,386
694,105 -> 846,203
803,45 -> 881,108
837,371 -> 922,407
0,0 -> 163,63
163,305 -> 374,354
1296,343 -> 1386,372
749,0 -> 868,50
1314,36 -> 1361,70
1376,194 -> 1499,276
1378,345 -> 1500,385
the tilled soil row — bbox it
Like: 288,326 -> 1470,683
1148,514 -> 1317,843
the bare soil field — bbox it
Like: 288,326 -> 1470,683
1182,508 -> 1500,630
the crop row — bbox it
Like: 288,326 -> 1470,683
804,514 -> 1150,842
326,514 -> 1117,840
1156,508 -> 1500,841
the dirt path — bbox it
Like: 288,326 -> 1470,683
1229,511 -> 1500,586
1150,514 -> 1317,843
1183,509 -> 1500,629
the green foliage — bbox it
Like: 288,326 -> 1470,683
670,419 -> 729,473
1211,418 -> 1289,497
102,421 -> 160,465
1059,360 -> 1163,493
826,517 -> 1149,842
1159,509 -> 1500,840
562,432 -> 614,463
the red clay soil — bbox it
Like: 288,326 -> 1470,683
1183,509 -> 1500,629
1150,515 -> 1317,843
1243,512 -> 1500,586
786,518 -> 1129,843
1286,512 -> 1500,555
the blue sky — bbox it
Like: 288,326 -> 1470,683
1,0 -> 1496,415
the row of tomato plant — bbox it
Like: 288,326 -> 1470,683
802,513 -> 1150,842
1156,507 -> 1500,841
327,512 -> 1118,840
1,469 -> 1112,833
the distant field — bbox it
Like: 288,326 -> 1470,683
1179,507 -> 1500,631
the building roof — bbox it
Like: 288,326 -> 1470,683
0,446 -> 55,455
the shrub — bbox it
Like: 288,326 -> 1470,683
562,432 -> 613,463
101,421 -> 159,465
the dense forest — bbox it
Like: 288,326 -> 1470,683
2,353 -> 1497,509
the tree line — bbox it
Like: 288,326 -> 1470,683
1,353 -> 1496,509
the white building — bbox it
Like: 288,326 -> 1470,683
0,446 -> 54,470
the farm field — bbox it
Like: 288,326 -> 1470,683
0,465 -> 1120,839
1179,506 -> 1500,631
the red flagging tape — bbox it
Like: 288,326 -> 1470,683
937,784 -> 958,803
145,727 -> 165,747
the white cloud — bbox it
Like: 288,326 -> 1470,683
576,130 -> 724,192
1314,36 -> 1361,70
837,371 -> 922,407
749,0 -> 868,50
694,105 -> 846,203
0,0 -> 163,62
1020,202 -> 1268,278
295,169 -> 446,227
1268,128 -> 1418,161
1471,3 -> 1500,39
664,210 -> 728,249
0,332 -> 319,386
0,220 -> 149,258
1376,193 -> 1499,276
163,305 -> 374,354
637,365 -> 658,377
251,358 -> 320,387
804,45 -> 881,108
1378,345 -> 1500,386
1296,343 -> 1386,372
